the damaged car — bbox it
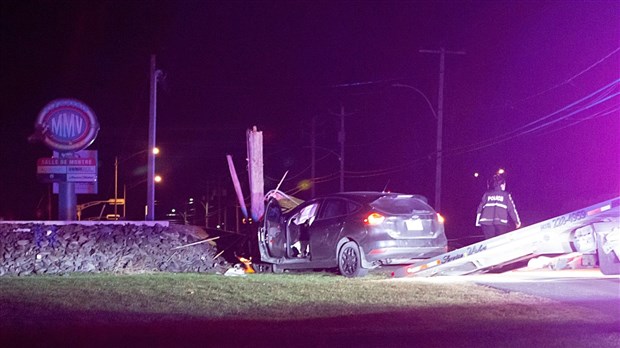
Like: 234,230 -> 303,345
258,191 -> 447,277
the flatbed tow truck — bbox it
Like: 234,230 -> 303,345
392,197 -> 620,277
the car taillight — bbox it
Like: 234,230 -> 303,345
436,213 -> 445,224
364,212 -> 385,225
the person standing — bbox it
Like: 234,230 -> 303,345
475,174 -> 521,239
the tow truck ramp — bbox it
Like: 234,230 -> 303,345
392,197 -> 620,277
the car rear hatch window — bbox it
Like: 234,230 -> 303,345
371,195 -> 433,214
370,195 -> 439,238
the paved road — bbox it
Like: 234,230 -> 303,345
407,269 -> 620,319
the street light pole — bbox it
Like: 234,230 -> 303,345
391,84 -> 437,119
146,54 -> 163,221
114,156 -> 118,219
123,184 -> 126,218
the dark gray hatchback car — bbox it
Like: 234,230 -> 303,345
258,191 -> 447,277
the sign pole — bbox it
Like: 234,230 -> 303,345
58,181 -> 76,220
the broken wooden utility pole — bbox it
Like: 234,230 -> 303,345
247,126 -> 264,221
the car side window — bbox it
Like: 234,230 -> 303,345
318,199 -> 347,220
294,202 -> 319,226
347,201 -> 360,214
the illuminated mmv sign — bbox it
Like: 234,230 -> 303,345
35,99 -> 100,152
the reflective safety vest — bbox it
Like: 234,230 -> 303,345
476,189 -> 521,226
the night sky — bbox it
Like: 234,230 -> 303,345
1,1 -> 618,242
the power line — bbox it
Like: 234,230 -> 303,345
444,79 -> 619,157
265,51 -> 620,192
452,47 -> 620,118
518,47 -> 620,104
280,80 -> 619,183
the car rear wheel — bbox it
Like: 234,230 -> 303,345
338,241 -> 368,278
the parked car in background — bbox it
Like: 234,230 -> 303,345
258,191 -> 447,277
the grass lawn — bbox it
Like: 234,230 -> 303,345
0,272 -> 618,347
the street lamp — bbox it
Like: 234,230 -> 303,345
392,84 -> 438,119
392,83 -> 442,211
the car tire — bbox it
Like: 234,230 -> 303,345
338,241 -> 368,278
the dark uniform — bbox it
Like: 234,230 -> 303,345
476,178 -> 521,239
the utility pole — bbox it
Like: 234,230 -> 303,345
247,126 -> 264,221
146,54 -> 163,221
420,48 -> 465,212
327,105 -> 354,193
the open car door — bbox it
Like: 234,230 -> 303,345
259,198 -> 288,260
